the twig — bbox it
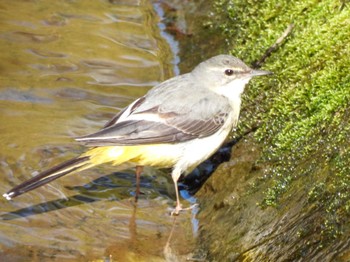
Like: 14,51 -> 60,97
252,23 -> 294,68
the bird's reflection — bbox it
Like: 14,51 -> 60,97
104,195 -> 201,261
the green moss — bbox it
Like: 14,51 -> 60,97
207,0 -> 350,252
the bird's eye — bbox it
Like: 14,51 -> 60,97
225,69 -> 234,76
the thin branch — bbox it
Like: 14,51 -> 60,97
252,23 -> 294,68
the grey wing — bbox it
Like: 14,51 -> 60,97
76,76 -> 232,146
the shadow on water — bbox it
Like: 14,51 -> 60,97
0,172 -> 165,221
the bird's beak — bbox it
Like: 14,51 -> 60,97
250,69 -> 273,76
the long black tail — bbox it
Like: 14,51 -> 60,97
3,156 -> 90,200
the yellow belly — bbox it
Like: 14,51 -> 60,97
84,144 -> 182,169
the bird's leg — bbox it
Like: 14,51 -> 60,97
170,168 -> 199,216
135,165 -> 143,202
170,168 -> 183,216
171,179 -> 182,216
171,183 -> 199,215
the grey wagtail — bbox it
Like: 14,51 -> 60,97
3,55 -> 271,215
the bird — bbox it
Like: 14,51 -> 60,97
3,55 -> 272,215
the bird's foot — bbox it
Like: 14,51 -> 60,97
170,203 -> 198,216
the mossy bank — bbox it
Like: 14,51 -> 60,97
176,0 -> 350,261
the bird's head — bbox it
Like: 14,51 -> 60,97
191,55 -> 272,101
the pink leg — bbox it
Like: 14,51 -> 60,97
171,178 -> 182,216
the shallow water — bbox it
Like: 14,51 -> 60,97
0,1 -> 197,261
